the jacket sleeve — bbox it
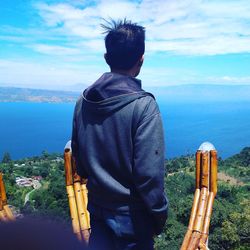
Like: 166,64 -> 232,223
71,99 -> 88,178
133,96 -> 168,235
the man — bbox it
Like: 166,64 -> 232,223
71,19 -> 168,250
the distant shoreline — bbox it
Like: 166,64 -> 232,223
0,86 -> 79,103
1,84 -> 250,103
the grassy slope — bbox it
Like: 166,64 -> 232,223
1,148 -> 249,249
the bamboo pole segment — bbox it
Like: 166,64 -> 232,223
66,185 -> 82,241
199,150 -> 218,248
0,172 -> 15,221
3,205 -> 15,221
187,187 -> 209,250
196,151 -> 201,189
64,149 -> 73,186
187,152 -> 210,250
180,189 -> 200,250
191,152 -> 210,235
199,193 -> 215,246
0,210 -> 7,221
0,182 -> 2,212
71,156 -> 90,243
64,141 -> 91,244
74,181 -> 90,243
179,150 -> 202,249
198,241 -> 208,250
210,150 -> 217,195
64,149 -> 82,241
187,231 -> 201,250
0,172 -> 7,206
180,142 -> 217,250
201,152 -> 209,189
81,180 -> 90,228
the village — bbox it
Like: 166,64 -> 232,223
15,176 -> 42,188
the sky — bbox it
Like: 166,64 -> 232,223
0,0 -> 250,90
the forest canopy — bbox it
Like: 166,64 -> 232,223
0,147 -> 249,250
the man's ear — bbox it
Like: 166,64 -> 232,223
138,55 -> 144,67
104,53 -> 111,66
104,53 -> 107,62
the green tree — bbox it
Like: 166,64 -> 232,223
2,152 -> 11,163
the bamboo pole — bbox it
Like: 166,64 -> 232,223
199,193 -> 214,245
71,155 -> 90,243
210,150 -> 217,195
180,143 -> 217,250
196,151 -> 201,189
81,180 -> 90,228
0,173 -> 7,206
181,151 -> 203,250
66,185 -> 82,241
0,180 -> 3,212
180,189 -> 200,250
64,142 -> 90,244
3,205 -> 15,221
201,152 -> 209,189
187,187 -> 209,250
74,181 -> 90,243
199,150 -> 217,247
0,172 -> 15,221
64,149 -> 82,241
187,152 -> 210,250
0,210 -> 7,221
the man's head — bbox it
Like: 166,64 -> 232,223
102,19 -> 145,75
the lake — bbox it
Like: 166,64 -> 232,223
0,101 -> 250,159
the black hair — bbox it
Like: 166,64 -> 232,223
101,19 -> 145,70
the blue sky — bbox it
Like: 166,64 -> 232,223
0,0 -> 250,90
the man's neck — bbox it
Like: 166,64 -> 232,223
111,69 -> 135,77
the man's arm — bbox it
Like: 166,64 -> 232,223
133,96 -> 168,235
71,99 -> 88,178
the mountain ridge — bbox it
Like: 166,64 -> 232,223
1,84 -> 250,103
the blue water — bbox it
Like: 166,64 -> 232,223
0,102 -> 74,160
160,101 -> 250,159
0,101 -> 250,160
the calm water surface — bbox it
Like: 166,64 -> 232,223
0,101 -> 250,159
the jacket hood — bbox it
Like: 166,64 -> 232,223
79,72 -> 154,115
84,72 -> 143,102
81,91 -> 153,115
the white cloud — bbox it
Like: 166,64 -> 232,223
208,76 -> 250,85
1,0 -> 250,88
3,1 -> 250,56
32,0 -> 250,56
146,35 -> 250,56
31,44 -> 81,56
1,58 -> 249,89
0,59 -> 104,89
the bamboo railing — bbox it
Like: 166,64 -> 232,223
0,172 -> 15,221
64,141 -> 90,244
180,142 -> 218,250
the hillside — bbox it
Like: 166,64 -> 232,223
0,87 -> 79,103
155,148 -> 250,250
0,148 -> 249,249
1,84 -> 250,103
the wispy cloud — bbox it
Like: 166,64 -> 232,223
208,76 -> 250,85
0,59 -> 104,89
30,44 -> 81,56
1,0 -> 250,88
32,0 -> 250,56
2,1 -> 250,56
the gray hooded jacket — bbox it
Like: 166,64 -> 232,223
71,72 -> 168,234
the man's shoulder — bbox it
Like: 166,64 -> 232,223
133,92 -> 160,124
73,94 -> 84,116
135,92 -> 158,111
